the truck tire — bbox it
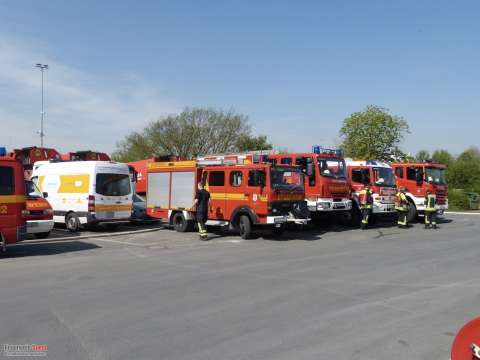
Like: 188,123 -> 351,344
66,212 -> 81,232
406,200 -> 417,223
239,215 -> 252,239
172,212 -> 192,232
34,232 -> 51,239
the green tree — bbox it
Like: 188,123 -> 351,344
432,149 -> 453,167
339,105 -> 410,161
415,150 -> 431,162
112,107 -> 271,162
448,147 -> 480,193
236,134 -> 272,152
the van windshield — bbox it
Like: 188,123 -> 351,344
271,168 -> 304,191
25,180 -> 43,198
96,173 -> 131,196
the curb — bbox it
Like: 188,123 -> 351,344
445,212 -> 480,215
17,227 -> 165,246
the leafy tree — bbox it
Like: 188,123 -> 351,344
112,107 -> 271,162
432,149 -> 453,167
236,134 -> 272,152
339,105 -> 410,161
415,150 -> 431,162
448,147 -> 480,193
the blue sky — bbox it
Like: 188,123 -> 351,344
0,0 -> 478,155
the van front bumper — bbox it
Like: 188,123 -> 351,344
27,219 -> 55,234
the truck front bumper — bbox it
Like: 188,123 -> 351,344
372,202 -> 396,214
308,199 -> 352,212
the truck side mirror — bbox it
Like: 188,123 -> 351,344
43,192 -> 48,198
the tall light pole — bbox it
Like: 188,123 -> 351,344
35,63 -> 49,147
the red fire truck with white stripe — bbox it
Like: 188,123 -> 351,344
146,153 -> 309,239
392,161 -> 448,222
346,160 -> 397,223
267,146 -> 352,223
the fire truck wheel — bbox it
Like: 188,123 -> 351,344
66,212 -> 81,232
34,232 -> 51,239
239,215 -> 252,239
172,212 -> 192,232
406,200 -> 417,223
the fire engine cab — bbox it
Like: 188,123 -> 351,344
267,146 -> 352,222
0,147 -> 27,250
146,154 -> 309,239
346,160 -> 397,221
392,161 -> 448,222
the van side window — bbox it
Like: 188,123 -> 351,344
209,171 -> 225,186
0,166 -> 14,195
230,171 -> 243,187
248,170 -> 266,187
395,167 -> 404,179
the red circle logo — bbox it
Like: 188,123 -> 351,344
452,317 -> 480,359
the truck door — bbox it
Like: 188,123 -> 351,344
206,170 -> 226,220
245,168 -> 267,217
226,169 -> 246,218
0,163 -> 26,244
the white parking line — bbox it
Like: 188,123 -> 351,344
91,238 -> 160,247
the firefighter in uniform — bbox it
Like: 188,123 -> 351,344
358,185 -> 374,230
395,187 -> 410,229
424,190 -> 438,229
193,182 -> 212,240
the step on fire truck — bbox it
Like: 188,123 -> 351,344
146,153 -> 309,239
267,146 -> 352,223
392,161 -> 448,222
346,160 -> 397,224
0,147 -> 27,251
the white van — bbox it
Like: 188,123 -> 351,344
32,161 -> 133,231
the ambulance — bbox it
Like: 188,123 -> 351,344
32,161 -> 133,231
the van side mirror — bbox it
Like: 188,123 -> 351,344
42,192 -> 48,198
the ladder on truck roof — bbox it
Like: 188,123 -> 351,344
196,150 -> 274,166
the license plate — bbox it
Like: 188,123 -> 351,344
333,204 -> 345,209
105,211 -> 115,218
28,222 -> 38,228
274,217 -> 286,223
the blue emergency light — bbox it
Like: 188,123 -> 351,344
0,147 -> 7,157
312,145 -> 344,158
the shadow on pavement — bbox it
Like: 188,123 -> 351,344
1,241 -> 101,259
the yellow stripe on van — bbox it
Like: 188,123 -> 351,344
95,204 -> 132,212
0,195 -> 26,204
58,175 -> 90,193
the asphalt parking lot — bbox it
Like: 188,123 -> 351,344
1,214 -> 479,359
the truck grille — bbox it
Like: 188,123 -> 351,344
436,190 -> 447,205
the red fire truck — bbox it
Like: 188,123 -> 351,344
392,161 -> 448,222
346,160 -> 397,223
146,154 -> 309,239
267,147 -> 351,223
0,147 -> 27,250
61,151 -> 111,161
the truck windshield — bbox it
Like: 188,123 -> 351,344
318,159 -> 347,179
96,173 -> 131,196
270,168 -> 304,191
373,167 -> 396,187
426,167 -> 447,185
25,180 -> 43,198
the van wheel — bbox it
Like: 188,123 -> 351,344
406,201 -> 417,223
172,212 -> 192,232
66,213 -> 81,232
34,232 -> 51,239
239,215 -> 252,239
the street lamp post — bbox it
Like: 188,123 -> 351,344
35,63 -> 49,147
